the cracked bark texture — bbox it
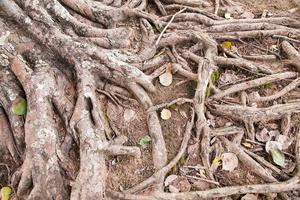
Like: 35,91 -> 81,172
0,0 -> 300,199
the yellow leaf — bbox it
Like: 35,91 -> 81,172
1,186 -> 12,200
212,155 -> 222,165
221,41 -> 232,49
199,169 -> 206,178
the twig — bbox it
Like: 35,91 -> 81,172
147,97 -> 193,112
210,71 -> 297,100
273,35 -> 300,44
155,8 -> 187,46
186,175 -> 220,185
250,77 -> 300,102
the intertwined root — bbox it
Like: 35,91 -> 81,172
0,0 -> 300,199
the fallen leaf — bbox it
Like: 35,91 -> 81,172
265,141 -> 282,153
212,155 -> 221,165
255,128 -> 270,142
258,82 -> 273,89
138,135 -> 151,148
241,194 -> 258,200
199,169 -> 206,178
205,85 -> 212,97
161,108 -> 172,120
164,175 -> 178,186
221,153 -> 239,172
275,135 -> 293,150
270,148 -> 285,167
123,109 -> 136,122
1,186 -> 12,200
242,142 -> 253,148
221,41 -> 232,49
224,12 -> 231,19
159,63 -> 173,86
211,71 -> 219,84
11,97 -> 27,116
159,72 -> 173,86
266,141 -> 285,167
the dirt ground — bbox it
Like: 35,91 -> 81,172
0,0 -> 300,199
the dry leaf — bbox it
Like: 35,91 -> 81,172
221,153 -> 239,172
275,135 -> 293,150
265,141 -> 282,153
224,12 -> 231,19
241,194 -> 258,200
255,128 -> 270,142
242,142 -> 253,148
221,41 -> 232,49
199,169 -> 206,178
159,63 -> 173,86
123,109 -> 136,122
164,175 -> 178,186
212,155 -> 221,165
161,108 -> 172,120
159,72 -> 173,86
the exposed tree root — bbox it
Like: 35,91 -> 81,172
0,0 -> 300,199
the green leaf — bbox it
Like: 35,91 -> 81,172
211,71 -> 219,84
11,97 -> 27,116
270,148 -> 285,167
259,82 -> 273,89
205,84 -> 212,97
138,135 -> 151,148
1,186 -> 12,200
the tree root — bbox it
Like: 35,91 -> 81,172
1,0 -> 300,199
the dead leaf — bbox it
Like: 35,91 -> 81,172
159,72 -> 172,86
161,108 -> 172,120
199,169 -> 206,178
123,109 -> 136,122
224,12 -> 231,19
255,128 -> 270,142
265,141 -> 282,153
164,175 -> 178,186
275,135 -> 293,150
242,142 -> 253,148
241,194 -> 258,200
159,63 -> 173,86
221,153 -> 239,172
